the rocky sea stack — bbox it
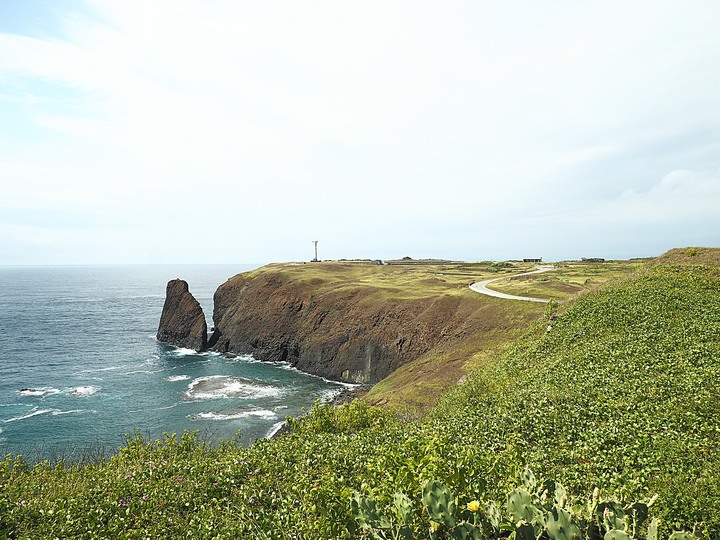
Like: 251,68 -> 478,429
156,279 -> 207,352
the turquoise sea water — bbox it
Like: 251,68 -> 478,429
0,265 -> 342,459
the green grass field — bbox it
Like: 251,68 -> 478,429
1,249 -> 717,538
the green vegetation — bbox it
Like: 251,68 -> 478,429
362,259 -> 643,411
1,251 -> 718,538
352,469 -> 671,540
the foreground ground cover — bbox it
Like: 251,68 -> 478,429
1,250 -> 718,538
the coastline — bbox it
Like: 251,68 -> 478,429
326,383 -> 372,406
268,384 -> 373,439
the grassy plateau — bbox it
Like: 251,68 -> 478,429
1,248 -> 718,538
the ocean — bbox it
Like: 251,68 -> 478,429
0,265 -> 343,459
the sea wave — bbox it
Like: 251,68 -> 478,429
4,407 -> 90,423
77,365 -> 124,374
52,409 -> 85,416
67,386 -> 100,397
190,408 -> 277,421
4,408 -> 57,423
275,362 -> 359,388
17,387 -> 61,397
226,354 -> 264,363
165,375 -> 190,382
120,369 -> 163,376
266,421 -> 286,438
171,348 -> 199,356
184,375 -> 282,401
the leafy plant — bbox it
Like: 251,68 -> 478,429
350,469 -> 696,540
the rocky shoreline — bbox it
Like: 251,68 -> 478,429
327,384 -> 373,406
268,384 -> 373,439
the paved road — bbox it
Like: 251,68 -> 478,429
469,265 -> 556,303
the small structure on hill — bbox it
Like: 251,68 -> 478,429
311,240 -> 319,262
523,258 -> 542,263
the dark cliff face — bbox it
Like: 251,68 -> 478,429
157,279 -> 207,352
208,270 -> 477,384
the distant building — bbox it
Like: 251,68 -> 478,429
523,258 -> 542,263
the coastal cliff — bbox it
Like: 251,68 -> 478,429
157,279 -> 207,352
208,263 -> 543,385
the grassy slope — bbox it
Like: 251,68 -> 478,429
2,250 -> 718,538
432,256 -> 720,534
362,260 -> 642,411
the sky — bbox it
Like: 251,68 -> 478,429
1,1 -> 719,265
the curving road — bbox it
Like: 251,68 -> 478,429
469,265 -> 556,303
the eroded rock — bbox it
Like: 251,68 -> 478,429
157,279 -> 207,352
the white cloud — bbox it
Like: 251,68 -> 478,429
1,1 -> 719,264
612,169 -> 720,221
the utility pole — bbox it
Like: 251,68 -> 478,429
312,240 -> 318,262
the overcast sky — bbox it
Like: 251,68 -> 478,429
1,1 -> 719,265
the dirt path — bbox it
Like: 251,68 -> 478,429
469,265 -> 556,303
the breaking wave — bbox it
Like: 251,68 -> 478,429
17,387 -> 61,397
3,407 -> 85,423
165,375 -> 190,382
184,376 -> 283,401
67,386 -> 100,397
190,408 -> 277,421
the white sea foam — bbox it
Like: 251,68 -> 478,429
78,365 -> 124,374
3,407 -> 86,422
184,375 -> 282,401
266,421 -> 287,438
128,403 -> 178,414
4,408 -> 57,423
67,386 -> 100,397
165,375 -> 190,382
227,354 -> 263,363
172,348 -> 199,356
52,409 -> 84,416
321,388 -> 346,403
152,404 -> 178,411
190,409 -> 277,421
198,351 -> 223,358
17,387 -> 61,397
275,362 -> 359,388
121,369 -> 163,376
